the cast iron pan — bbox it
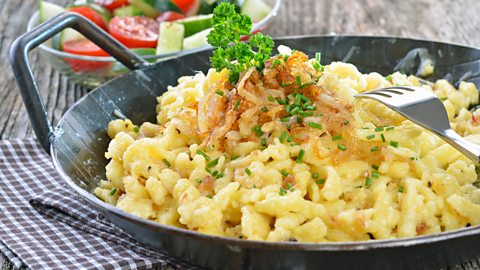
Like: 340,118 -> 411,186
10,12 -> 480,270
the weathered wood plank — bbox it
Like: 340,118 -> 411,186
1,0 -> 480,269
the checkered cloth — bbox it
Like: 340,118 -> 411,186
0,139 -> 194,270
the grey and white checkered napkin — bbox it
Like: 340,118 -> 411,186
0,139 -> 193,270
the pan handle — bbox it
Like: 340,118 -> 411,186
10,12 -> 149,153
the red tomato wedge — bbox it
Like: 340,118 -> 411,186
172,0 -> 197,15
108,16 -> 159,48
63,39 -> 111,72
68,6 -> 107,30
63,39 -> 109,56
156,11 -> 186,23
94,0 -> 129,12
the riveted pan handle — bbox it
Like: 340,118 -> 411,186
10,12 -> 149,153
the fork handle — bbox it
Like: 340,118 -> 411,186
438,129 -> 480,163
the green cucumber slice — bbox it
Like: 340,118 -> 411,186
130,0 -> 159,17
183,28 -> 211,50
176,14 -> 212,37
156,22 -> 185,54
58,29 -> 84,50
130,0 -> 183,18
39,0 -> 65,22
240,0 -> 271,22
113,5 -> 144,17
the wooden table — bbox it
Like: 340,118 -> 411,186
1,0 -> 480,269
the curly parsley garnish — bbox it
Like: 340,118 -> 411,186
207,3 -> 274,83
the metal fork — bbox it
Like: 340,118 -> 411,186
355,86 -> 480,163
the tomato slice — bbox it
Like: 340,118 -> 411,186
94,0 -> 129,12
62,39 -> 110,72
156,11 -> 186,23
108,16 -> 159,48
172,0 -> 197,14
63,39 -> 109,56
68,6 -> 107,30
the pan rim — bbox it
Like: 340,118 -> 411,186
51,34 -> 480,252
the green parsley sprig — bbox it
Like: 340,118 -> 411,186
207,3 -> 275,83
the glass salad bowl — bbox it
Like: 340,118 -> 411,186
27,0 -> 282,89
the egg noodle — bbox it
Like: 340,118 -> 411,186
95,48 -> 480,242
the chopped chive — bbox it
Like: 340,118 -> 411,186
205,167 -> 212,174
372,172 -> 380,178
343,120 -> 350,125
196,150 -> 210,161
312,173 -> 320,179
261,106 -> 269,112
287,135 -> 294,142
281,169 -> 289,177
386,126 -> 394,131
215,90 -> 224,96
207,158 -> 219,168
398,186 -> 404,193
287,183 -> 294,190
296,149 -> 305,163
440,97 -> 448,101
272,58 -> 281,68
337,144 -> 347,151
316,178 -> 326,184
280,83 -> 292,87
296,76 -> 302,86
279,131 -> 288,143
290,106 -> 300,115
290,142 -> 297,146
268,95 -> 275,102
206,194 -> 213,199
366,134 -> 375,140
300,94 -> 309,103
162,158 -> 171,167
303,100 -> 312,107
196,178 -> 202,184
212,170 -> 219,176
276,97 -> 287,105
315,52 -> 321,64
284,54 -> 289,62
253,184 -> 257,188
296,117 -> 303,124
245,168 -> 252,176
216,172 -> 224,179
252,125 -> 264,136
375,127 -> 384,132
298,111 -> 314,117
313,62 -> 321,71
362,127 -> 370,129
231,156 -> 240,160
110,187 -> 118,196
385,74 -> 392,81
371,164 -> 379,170
390,141 -> 399,148
295,95 -> 302,106
234,100 -> 240,111
365,177 -> 373,187
279,187 -> 287,196
308,122 -> 322,129
285,104 -> 291,113
261,137 -> 267,148
410,156 -> 419,160
332,135 -> 342,141
305,105 -> 316,111
380,133 -> 386,142
370,146 -> 379,152
280,117 -> 290,122
133,126 -> 140,133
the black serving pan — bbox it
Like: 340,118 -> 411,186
10,12 -> 480,270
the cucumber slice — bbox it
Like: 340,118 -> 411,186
58,29 -> 84,50
113,5 -> 144,17
241,0 -> 271,22
183,28 -> 211,50
156,22 -> 185,54
130,0 -> 159,17
130,0 -> 183,18
176,14 -> 212,37
39,0 -> 65,22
